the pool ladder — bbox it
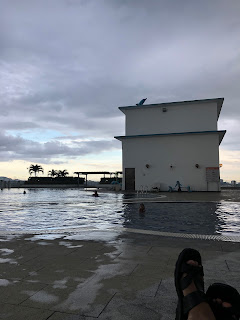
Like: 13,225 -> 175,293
137,185 -> 148,196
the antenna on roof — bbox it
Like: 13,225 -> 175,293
136,98 -> 147,106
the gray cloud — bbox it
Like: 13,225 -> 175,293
0,0 -> 240,164
0,131 -> 119,163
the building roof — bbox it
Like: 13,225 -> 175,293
115,130 -> 226,145
119,98 -> 224,120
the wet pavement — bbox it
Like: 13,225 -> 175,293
0,230 -> 239,320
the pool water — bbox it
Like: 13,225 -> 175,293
0,188 -> 240,235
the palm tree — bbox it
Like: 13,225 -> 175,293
29,164 -> 44,177
57,170 -> 69,178
48,169 -> 58,178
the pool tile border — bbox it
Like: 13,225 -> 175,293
120,227 -> 240,242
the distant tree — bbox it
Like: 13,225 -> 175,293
57,170 -> 69,178
48,169 -> 58,178
29,164 -> 44,177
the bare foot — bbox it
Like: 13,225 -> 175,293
182,260 -> 216,320
182,260 -> 200,297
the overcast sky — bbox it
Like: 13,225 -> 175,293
0,0 -> 240,180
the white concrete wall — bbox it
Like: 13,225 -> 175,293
122,133 -> 220,191
125,102 -> 218,136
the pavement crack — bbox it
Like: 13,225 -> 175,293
225,259 -> 230,270
21,265 -> 46,280
154,279 -> 162,297
44,310 -> 55,319
98,292 -> 117,318
64,248 -> 79,256
18,253 -> 43,264
18,283 -> 49,305
147,246 -> 153,254
128,263 -> 139,276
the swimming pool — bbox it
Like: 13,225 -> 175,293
0,188 -> 240,236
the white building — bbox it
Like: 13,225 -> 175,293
115,98 -> 226,192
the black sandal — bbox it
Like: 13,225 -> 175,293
207,283 -> 240,320
175,248 -> 206,320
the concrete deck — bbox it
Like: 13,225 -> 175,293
0,230 -> 239,320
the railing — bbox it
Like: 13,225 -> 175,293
137,185 -> 148,196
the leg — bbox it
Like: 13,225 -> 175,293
175,248 -> 216,320
183,260 -> 215,320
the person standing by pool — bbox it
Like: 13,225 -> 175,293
175,180 -> 182,192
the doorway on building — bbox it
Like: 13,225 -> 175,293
125,168 -> 135,190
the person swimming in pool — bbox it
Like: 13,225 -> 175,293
92,190 -> 99,197
139,203 -> 145,217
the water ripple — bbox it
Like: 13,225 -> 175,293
0,189 -> 240,235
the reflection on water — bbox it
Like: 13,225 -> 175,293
123,202 -> 220,234
0,189 -> 240,235
215,202 -> 240,235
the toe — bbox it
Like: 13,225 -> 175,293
215,298 -> 222,304
187,260 -> 199,266
222,302 -> 232,308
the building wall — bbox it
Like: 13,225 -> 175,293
122,133 -> 220,191
125,102 -> 218,136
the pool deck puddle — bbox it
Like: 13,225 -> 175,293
1,227 -> 240,243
